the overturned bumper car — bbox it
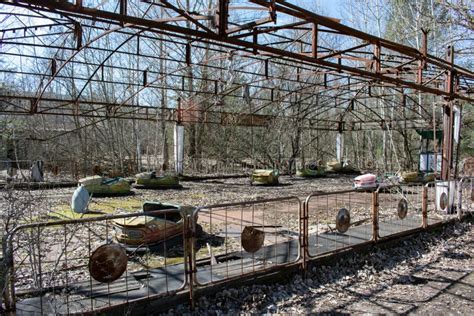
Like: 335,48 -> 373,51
297,161 -> 326,178
79,175 -> 131,197
251,169 -> 279,185
135,171 -> 182,189
113,202 -> 195,250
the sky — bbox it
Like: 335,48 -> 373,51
314,0 -> 345,19
290,0 -> 345,20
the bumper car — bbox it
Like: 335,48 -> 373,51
297,161 -> 326,177
400,171 -> 435,183
78,175 -> 131,197
353,173 -> 377,189
251,169 -> 279,185
113,202 -> 195,249
135,171 -> 182,189
326,160 -> 359,174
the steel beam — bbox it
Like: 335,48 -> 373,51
8,0 -> 473,102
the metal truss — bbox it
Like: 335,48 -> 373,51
0,0 -> 472,133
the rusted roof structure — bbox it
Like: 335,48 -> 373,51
0,0 -> 473,177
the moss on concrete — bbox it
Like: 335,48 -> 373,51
49,198 -> 143,220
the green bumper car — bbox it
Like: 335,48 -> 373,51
326,160 -> 359,174
251,169 -> 279,185
400,171 -> 435,183
297,162 -> 326,178
79,176 -> 132,197
135,172 -> 182,189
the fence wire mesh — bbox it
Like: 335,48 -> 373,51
377,183 -> 424,238
305,189 -> 373,258
192,197 -> 301,286
8,210 -> 188,314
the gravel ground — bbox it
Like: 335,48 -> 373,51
166,218 -> 473,315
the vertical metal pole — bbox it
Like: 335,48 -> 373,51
36,227 -> 43,313
336,125 -> 344,163
312,23 -> 318,58
185,215 -> 195,309
432,103 -> 438,177
300,201 -> 307,274
265,59 -> 269,78
185,43 -> 192,65
217,0 -> 229,37
5,234 -> 15,311
417,29 -> 429,84
453,105 -> 463,179
441,46 -> 455,180
253,30 -> 258,55
441,102 -> 454,180
421,29 -> 428,69
457,179 -> 463,220
119,0 -> 127,25
174,124 -> 184,175
143,70 -> 147,86
74,22 -> 82,50
372,191 -> 379,241
416,63 -> 423,84
422,185 -> 428,228
51,58 -> 57,76
374,42 -> 381,74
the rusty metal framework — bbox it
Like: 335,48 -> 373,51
0,0 -> 472,130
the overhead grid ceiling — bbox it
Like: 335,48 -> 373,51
0,0 -> 473,132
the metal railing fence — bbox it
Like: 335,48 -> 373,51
3,177 -> 472,313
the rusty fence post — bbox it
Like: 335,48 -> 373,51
422,185 -> 428,228
457,178 -> 463,220
4,231 -> 16,312
300,200 -> 307,274
184,214 -> 195,309
372,191 -> 379,242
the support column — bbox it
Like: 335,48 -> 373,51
441,102 -> 454,180
174,124 -> 184,175
453,104 -> 462,178
336,132 -> 344,163
441,46 -> 456,180
217,0 -> 229,37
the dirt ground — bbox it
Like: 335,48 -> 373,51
2,175 -> 354,212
